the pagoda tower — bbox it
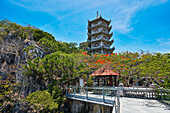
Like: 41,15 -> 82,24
87,11 -> 115,55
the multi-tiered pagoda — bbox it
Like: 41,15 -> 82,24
87,12 -> 115,55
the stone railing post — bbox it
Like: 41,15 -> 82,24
86,87 -> 88,99
103,87 -> 105,102
117,87 -> 120,113
74,86 -> 76,97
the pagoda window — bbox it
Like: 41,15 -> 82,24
95,43 -> 99,47
96,50 -> 100,54
95,29 -> 98,32
95,36 -> 98,39
103,36 -> 106,39
94,23 -> 98,26
103,29 -> 105,32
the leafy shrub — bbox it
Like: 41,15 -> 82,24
25,90 -> 59,112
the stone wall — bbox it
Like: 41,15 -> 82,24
65,99 -> 112,113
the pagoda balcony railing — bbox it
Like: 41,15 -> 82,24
103,46 -> 110,49
88,38 -> 108,42
87,45 -> 110,50
87,46 -> 102,50
88,23 -> 108,29
88,26 -> 112,34
87,31 -> 113,37
91,45 -> 103,50
87,45 -> 115,51
87,31 -> 108,35
88,38 -> 114,43
103,46 -> 115,51
94,30 -> 108,34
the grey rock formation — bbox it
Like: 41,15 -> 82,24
0,34 -> 46,112
24,40 -> 45,59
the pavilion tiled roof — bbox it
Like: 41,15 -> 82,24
90,66 -> 119,76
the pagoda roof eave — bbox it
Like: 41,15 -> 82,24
108,25 -> 112,32
88,16 -> 111,24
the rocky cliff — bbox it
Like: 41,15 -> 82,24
0,20 -> 82,113
0,21 -> 49,112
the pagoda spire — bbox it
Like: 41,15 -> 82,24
97,11 -> 99,18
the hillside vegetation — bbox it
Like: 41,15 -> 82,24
0,20 -> 84,112
0,20 -> 169,112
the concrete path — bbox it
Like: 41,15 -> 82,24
120,97 -> 170,113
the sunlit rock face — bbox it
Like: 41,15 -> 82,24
23,40 -> 45,59
0,29 -> 47,112
0,31 -> 46,90
0,20 -> 56,112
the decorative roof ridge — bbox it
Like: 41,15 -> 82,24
88,16 -> 111,24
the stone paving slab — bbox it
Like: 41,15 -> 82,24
120,97 -> 170,113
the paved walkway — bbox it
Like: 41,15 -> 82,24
120,97 -> 170,113
67,92 -> 170,113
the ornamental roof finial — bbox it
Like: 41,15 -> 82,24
97,11 -> 99,18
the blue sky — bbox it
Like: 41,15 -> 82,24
0,0 -> 170,53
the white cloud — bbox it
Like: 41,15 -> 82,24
8,0 -> 168,34
156,38 -> 170,45
110,0 -> 168,34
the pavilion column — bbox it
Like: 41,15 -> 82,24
109,76 -> 113,86
104,76 -> 106,86
98,77 -> 99,86
114,76 -> 117,87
